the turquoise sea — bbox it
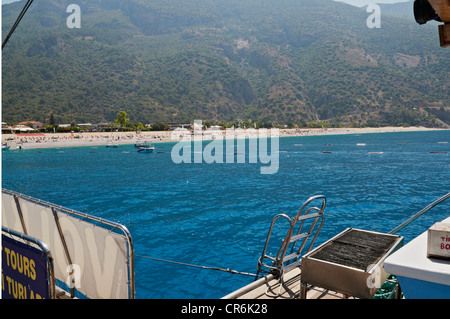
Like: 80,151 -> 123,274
2,130 -> 449,299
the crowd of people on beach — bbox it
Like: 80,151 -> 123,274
1,126 -> 439,150
1,131 -> 172,149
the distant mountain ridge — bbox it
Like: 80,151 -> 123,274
2,0 -> 449,127
379,0 -> 415,21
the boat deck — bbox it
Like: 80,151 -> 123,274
223,267 -> 352,300
55,287 -> 74,299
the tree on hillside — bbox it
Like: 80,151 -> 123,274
49,113 -> 56,125
114,111 -> 130,129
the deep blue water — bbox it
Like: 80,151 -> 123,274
2,130 -> 449,299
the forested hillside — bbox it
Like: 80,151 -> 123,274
2,0 -> 449,127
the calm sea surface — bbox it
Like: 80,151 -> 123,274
2,130 -> 449,299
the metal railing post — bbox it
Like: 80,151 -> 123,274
389,192 -> 450,234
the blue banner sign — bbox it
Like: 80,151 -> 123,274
2,235 -> 50,299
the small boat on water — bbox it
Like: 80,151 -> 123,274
137,144 -> 155,153
135,140 -> 154,148
106,141 -> 119,148
2,144 -> 10,151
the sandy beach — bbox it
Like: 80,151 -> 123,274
2,126 -> 447,150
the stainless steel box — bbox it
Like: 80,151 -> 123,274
301,228 -> 403,299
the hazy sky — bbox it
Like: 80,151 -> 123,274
335,0 -> 411,7
2,0 -> 411,5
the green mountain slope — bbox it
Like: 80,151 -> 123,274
2,0 -> 449,127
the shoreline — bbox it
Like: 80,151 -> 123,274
2,126 -> 448,150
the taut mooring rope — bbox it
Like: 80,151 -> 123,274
134,254 -> 261,278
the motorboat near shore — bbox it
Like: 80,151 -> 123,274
137,144 -> 155,153
106,140 -> 119,148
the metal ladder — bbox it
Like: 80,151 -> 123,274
256,195 -> 326,281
